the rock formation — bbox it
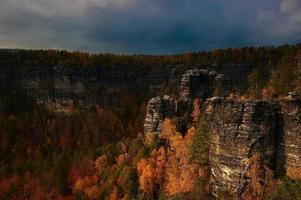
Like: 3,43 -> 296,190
143,66 -> 301,198
277,100 -> 301,177
179,68 -> 230,101
143,95 -> 176,134
143,68 -> 230,133
203,98 -> 301,197
204,98 -> 277,196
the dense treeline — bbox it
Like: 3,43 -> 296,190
242,44 -> 301,99
0,44 -> 300,69
1,44 -> 301,98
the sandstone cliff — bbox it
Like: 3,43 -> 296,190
277,100 -> 301,178
143,66 -> 301,198
204,98 -> 277,196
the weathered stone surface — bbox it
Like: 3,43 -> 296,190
204,98 -> 277,196
144,95 -> 176,134
203,98 -> 301,196
277,100 -> 301,175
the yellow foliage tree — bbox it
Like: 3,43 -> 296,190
95,155 -> 109,175
164,128 -> 198,196
160,118 -> 177,140
137,147 -> 167,198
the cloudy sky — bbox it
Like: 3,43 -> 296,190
0,0 -> 300,54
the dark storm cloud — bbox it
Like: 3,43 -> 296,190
0,0 -> 300,54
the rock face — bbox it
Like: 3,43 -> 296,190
143,75 -> 301,196
141,64 -> 301,197
202,98 -> 301,197
204,98 -> 277,196
277,100 -> 301,176
141,65 -> 301,198
143,95 -> 176,134
143,69 -> 230,133
143,95 -> 301,197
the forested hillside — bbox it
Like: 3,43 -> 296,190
0,44 -> 301,199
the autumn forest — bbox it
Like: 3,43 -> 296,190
1,44 -> 301,200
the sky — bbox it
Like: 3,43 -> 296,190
0,0 -> 300,54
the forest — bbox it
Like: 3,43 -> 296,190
1,44 -> 301,199
0,44 -> 299,68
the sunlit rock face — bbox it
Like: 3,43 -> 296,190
204,98 -> 277,196
204,98 -> 301,196
277,100 -> 301,177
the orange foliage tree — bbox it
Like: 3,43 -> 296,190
164,127 -> 199,196
137,147 -> 167,198
159,118 -> 177,140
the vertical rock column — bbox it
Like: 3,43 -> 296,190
143,95 -> 176,134
205,98 -> 276,196
277,100 -> 301,178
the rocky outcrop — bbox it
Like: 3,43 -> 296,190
144,95 -> 176,134
179,69 -> 230,101
140,62 -> 301,197
201,98 -> 301,197
277,100 -> 301,176
141,65 -> 301,198
143,95 -> 301,197
143,68 -> 230,133
204,98 -> 277,196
